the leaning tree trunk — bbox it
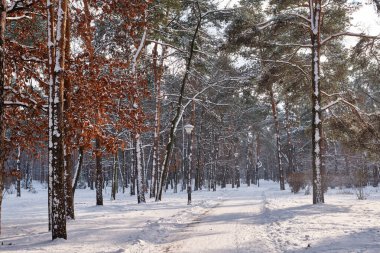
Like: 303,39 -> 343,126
0,0 -> 6,236
49,0 -> 68,240
156,5 -> 201,201
310,0 -> 324,204
72,145 -> 84,196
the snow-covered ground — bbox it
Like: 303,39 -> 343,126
1,181 -> 380,253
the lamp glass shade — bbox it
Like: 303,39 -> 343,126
184,124 -> 194,134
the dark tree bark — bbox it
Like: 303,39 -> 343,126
111,152 -> 118,201
16,147 -> 21,197
95,137 -> 103,206
373,165 -> 379,187
0,0 -> 6,235
50,0 -> 68,240
64,3 -> 74,220
269,84 -> 285,190
72,146 -> 84,196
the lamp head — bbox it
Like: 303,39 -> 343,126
184,124 -> 194,134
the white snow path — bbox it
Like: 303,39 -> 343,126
2,182 -> 380,252
160,188 -> 278,253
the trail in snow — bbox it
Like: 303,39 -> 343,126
2,182 -> 380,253
160,188 -> 278,253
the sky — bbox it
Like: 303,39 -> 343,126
350,2 -> 380,35
218,0 -> 380,35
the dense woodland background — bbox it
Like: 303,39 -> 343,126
0,0 -> 380,240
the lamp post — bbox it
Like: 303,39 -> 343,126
234,152 -> 240,188
184,124 -> 194,205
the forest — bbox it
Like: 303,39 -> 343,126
1,0 -> 380,252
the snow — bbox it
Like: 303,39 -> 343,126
2,182 -> 380,252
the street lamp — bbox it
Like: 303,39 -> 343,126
184,124 -> 194,205
184,124 -> 194,135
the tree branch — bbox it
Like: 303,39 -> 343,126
321,32 -> 380,46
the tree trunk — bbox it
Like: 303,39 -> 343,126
16,146 -> 21,197
63,2 -> 74,220
156,5 -> 201,201
285,96 -> 295,174
50,0 -> 68,240
95,137 -> 103,206
373,165 -> 379,187
269,84 -> 285,190
65,151 -> 74,219
310,0 -> 324,204
72,146 -> 84,196
111,152 -> 118,200
0,0 -> 6,235
186,131 -> 193,205
136,134 -> 145,203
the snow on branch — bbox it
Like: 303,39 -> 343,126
7,0 -> 40,14
4,85 -> 47,112
256,13 -> 310,31
6,14 -> 32,20
321,91 -> 361,112
146,40 -> 187,54
261,59 -> 309,79
321,91 -> 379,138
321,32 -> 380,46
4,100 -> 30,108
263,41 -> 312,48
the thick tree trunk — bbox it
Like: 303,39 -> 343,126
0,0 -> 6,235
47,0 -> 55,232
151,44 -> 164,198
310,0 -> 324,204
50,0 -> 68,240
64,3 -> 74,220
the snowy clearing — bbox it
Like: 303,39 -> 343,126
1,182 -> 380,253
